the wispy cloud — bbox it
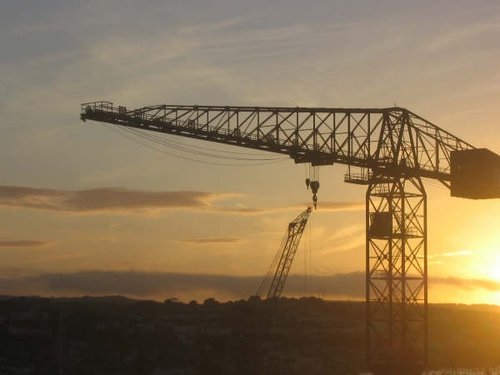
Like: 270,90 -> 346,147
0,186 -> 229,214
0,270 -> 499,301
439,250 -> 473,257
430,250 -> 473,258
0,270 -> 365,301
0,240 -> 48,248
432,276 -> 500,292
311,202 -> 364,212
423,21 -> 500,53
317,224 -> 365,255
214,201 -> 363,215
180,238 -> 242,245
213,206 -> 267,215
0,186 -> 364,217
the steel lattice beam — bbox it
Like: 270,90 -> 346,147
80,102 -> 474,183
366,176 -> 427,375
265,207 -> 311,299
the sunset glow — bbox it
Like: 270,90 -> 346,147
0,0 -> 499,306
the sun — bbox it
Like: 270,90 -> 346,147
490,264 -> 500,282
484,255 -> 500,282
480,254 -> 500,305
486,287 -> 500,306
458,246 -> 500,305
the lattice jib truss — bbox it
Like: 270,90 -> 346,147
81,102 -> 474,183
264,207 -> 312,300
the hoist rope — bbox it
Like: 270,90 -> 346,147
100,123 -> 289,167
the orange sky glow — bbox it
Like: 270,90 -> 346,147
0,0 -> 499,305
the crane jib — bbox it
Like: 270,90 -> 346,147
81,100 -> 499,198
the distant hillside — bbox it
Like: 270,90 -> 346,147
0,296 -> 499,374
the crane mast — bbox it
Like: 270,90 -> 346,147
81,101 -> 500,375
257,207 -> 312,300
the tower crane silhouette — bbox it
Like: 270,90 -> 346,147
81,101 -> 500,375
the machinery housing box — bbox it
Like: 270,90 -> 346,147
450,148 -> 500,199
369,212 -> 393,238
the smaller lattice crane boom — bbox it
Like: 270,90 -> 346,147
257,207 -> 312,299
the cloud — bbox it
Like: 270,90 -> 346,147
437,250 -> 473,257
0,186 -> 365,217
0,270 -> 366,301
213,207 -> 267,215
429,250 -> 473,260
0,240 -> 48,247
180,238 -> 242,245
220,201 -> 364,216
0,186 -> 228,213
0,270 -> 499,302
311,202 -> 364,212
423,21 -> 500,54
432,276 -> 500,292
186,200 -> 364,215
319,224 -> 365,255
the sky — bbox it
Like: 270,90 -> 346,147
0,0 -> 499,304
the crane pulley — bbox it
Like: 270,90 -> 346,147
305,165 -> 320,209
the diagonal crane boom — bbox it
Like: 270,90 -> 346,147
80,100 -> 500,375
256,207 -> 312,300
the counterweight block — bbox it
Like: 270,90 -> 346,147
451,148 -> 500,199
